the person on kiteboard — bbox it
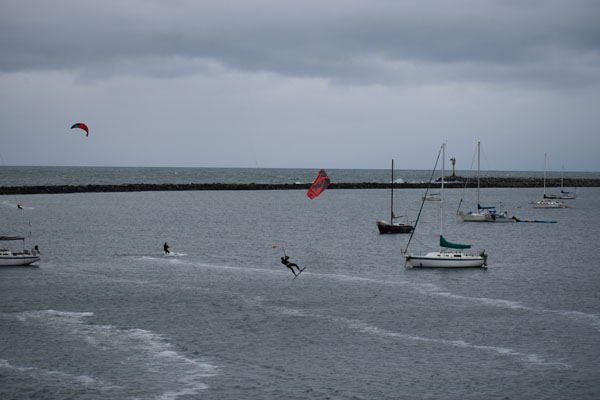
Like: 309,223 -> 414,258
281,255 -> 301,276
163,242 -> 170,254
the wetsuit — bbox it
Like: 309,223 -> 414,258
281,256 -> 301,275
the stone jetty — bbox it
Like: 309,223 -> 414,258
1,177 -> 598,195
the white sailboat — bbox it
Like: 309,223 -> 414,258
534,153 -> 565,208
458,142 -> 518,222
0,236 -> 40,266
1,192 -> 41,266
403,144 -> 488,269
544,165 -> 576,200
458,142 -> 496,222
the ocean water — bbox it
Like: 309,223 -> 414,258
1,169 -> 600,399
1,166 -> 599,187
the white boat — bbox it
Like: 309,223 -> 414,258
459,210 -> 489,222
533,199 -> 565,208
422,193 -> 441,201
533,153 -> 565,208
405,251 -> 489,268
377,159 -> 414,234
0,236 -> 40,266
544,190 -> 575,201
403,144 -> 488,269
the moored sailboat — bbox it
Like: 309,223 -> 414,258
534,153 -> 565,208
544,165 -> 576,200
458,142 -> 519,222
403,144 -> 487,269
458,141 -> 496,222
377,159 -> 413,234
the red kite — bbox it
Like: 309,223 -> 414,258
71,123 -> 89,136
307,169 -> 330,199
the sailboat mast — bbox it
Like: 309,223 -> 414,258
390,159 -> 394,222
477,141 -> 480,207
543,153 -> 547,196
440,144 -> 445,248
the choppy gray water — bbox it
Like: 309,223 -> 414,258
1,169 -> 600,399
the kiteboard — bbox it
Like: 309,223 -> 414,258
293,267 -> 306,280
163,252 -> 186,257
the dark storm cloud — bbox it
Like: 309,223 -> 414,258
1,0 -> 599,88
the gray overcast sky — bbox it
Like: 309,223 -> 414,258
1,0 -> 599,171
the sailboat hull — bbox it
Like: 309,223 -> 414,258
459,211 -> 489,222
533,200 -> 565,208
377,221 -> 413,234
460,211 -> 518,222
0,254 -> 40,267
544,193 -> 575,200
404,252 -> 487,268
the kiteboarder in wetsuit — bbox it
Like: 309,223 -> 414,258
163,242 -> 170,254
281,255 -> 301,276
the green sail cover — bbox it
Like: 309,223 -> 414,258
440,235 -> 471,249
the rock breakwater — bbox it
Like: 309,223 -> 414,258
1,177 -> 598,195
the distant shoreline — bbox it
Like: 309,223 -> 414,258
1,177 -> 599,195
